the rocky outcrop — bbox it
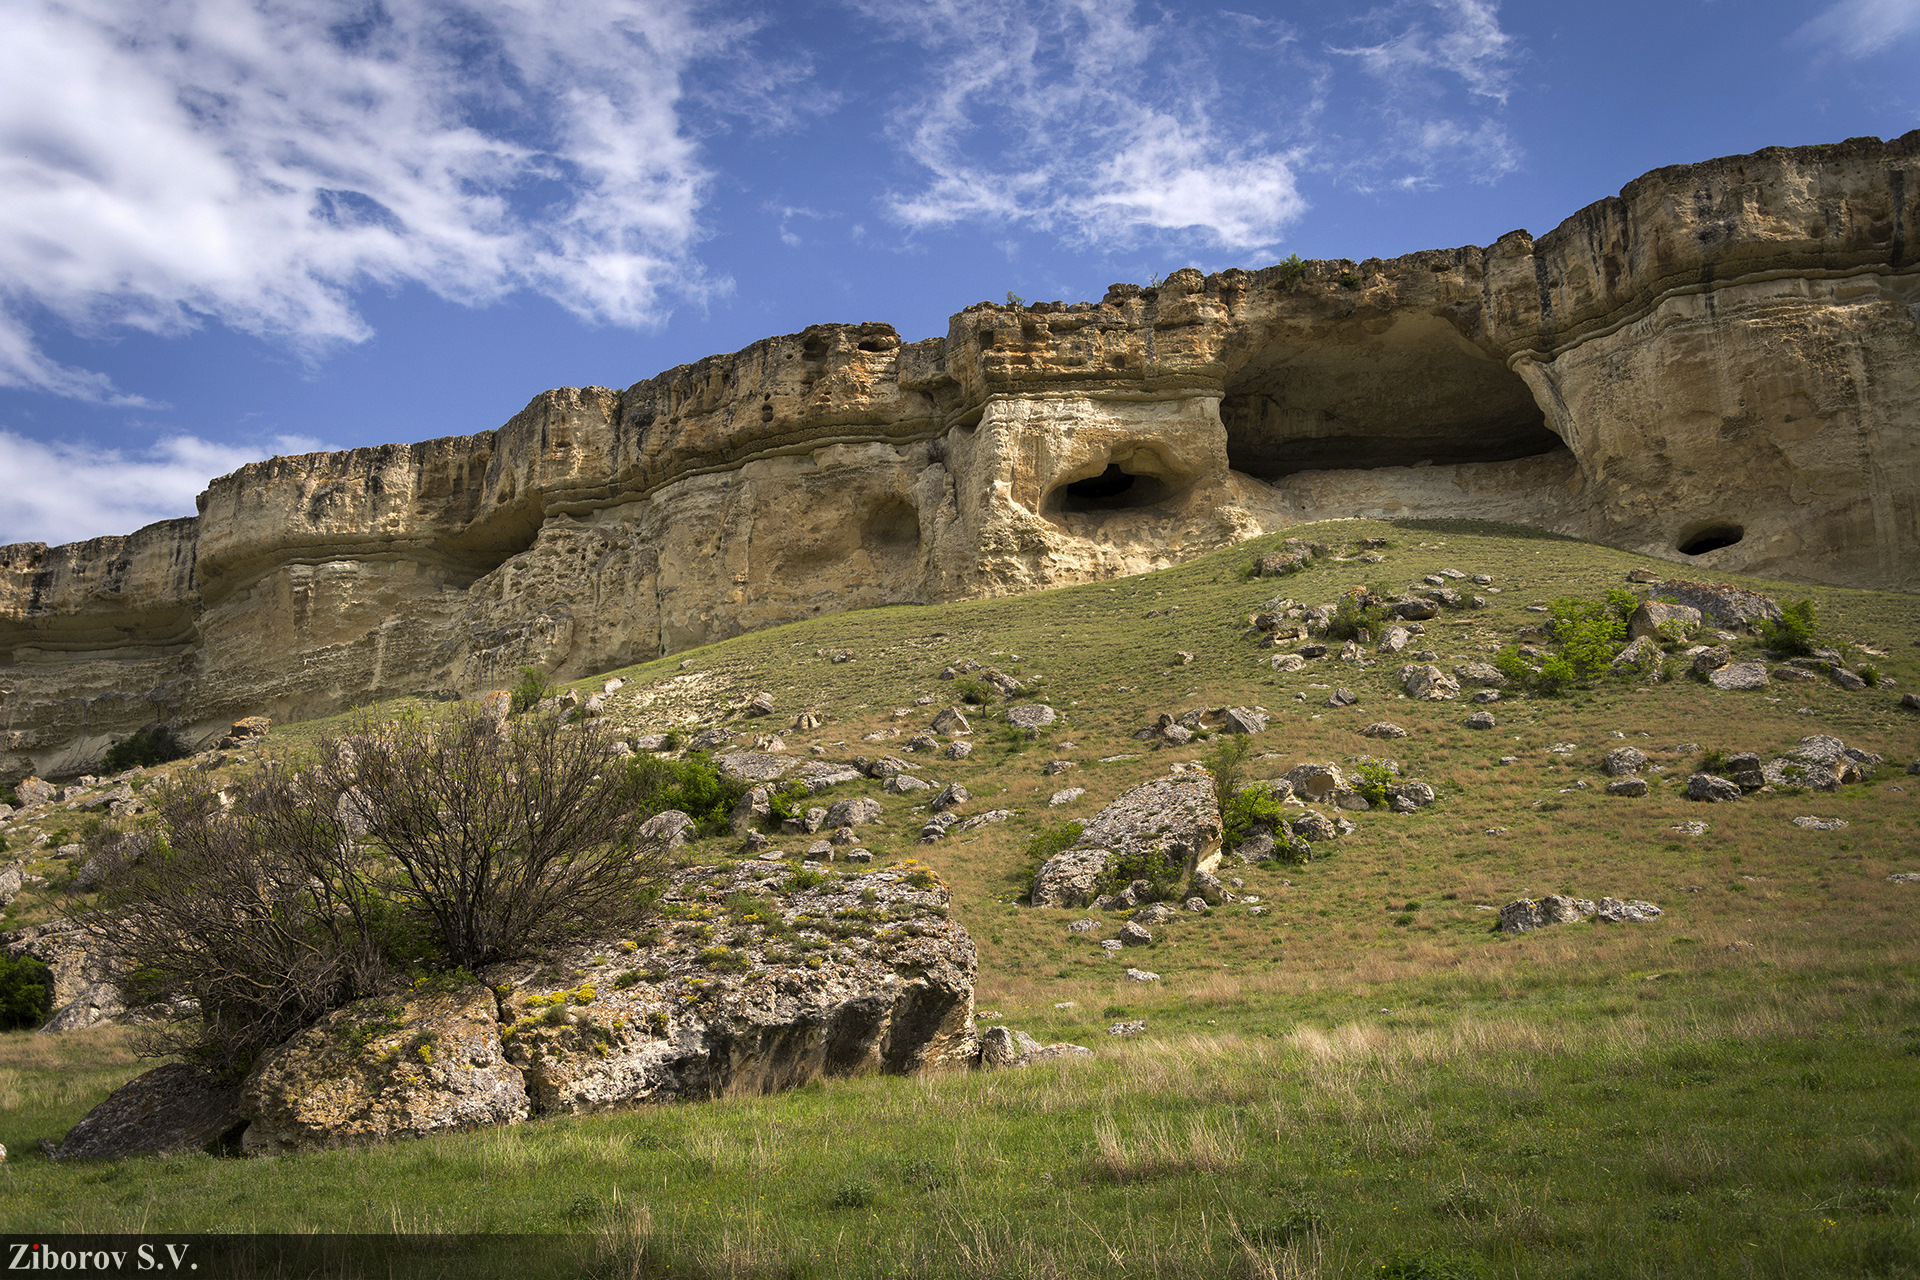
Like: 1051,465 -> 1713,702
60,859 -> 978,1154
5,134 -> 1919,780
1030,772 -> 1222,908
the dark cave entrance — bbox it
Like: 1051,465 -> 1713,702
1219,313 -> 1566,480
1678,523 -> 1745,555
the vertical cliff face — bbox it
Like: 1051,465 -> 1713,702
3,133 -> 1916,779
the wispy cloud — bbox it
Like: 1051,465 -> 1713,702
852,0 -> 1310,253
1326,0 -> 1524,191
0,429 -> 327,545
0,0 -> 750,403
1796,0 -> 1920,57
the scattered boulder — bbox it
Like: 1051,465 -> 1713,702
823,797 -> 882,829
1606,778 -> 1650,797
1400,664 -> 1460,701
1007,705 -> 1057,734
1627,602 -> 1701,641
978,1027 -> 1090,1069
1222,707 -> 1267,734
714,752 -> 797,788
1792,816 -> 1848,831
1361,722 -> 1408,740
1610,635 -> 1664,678
1124,968 -> 1160,983
1117,922 -> 1152,947
217,716 -> 273,749
793,711 -> 822,731
1594,898 -> 1663,923
1901,694 -> 1920,712
1269,653 -> 1307,673
1465,710 -> 1496,730
1692,646 -> 1733,674
1283,762 -> 1346,802
729,786 -> 772,834
1709,662 -> 1770,691
1029,774 -> 1222,908
932,783 -> 970,812
639,810 -> 696,851
1290,810 -> 1338,842
1326,689 -> 1358,708
13,778 -> 55,808
1385,782 -> 1435,811
945,740 -> 973,761
1377,627 -> 1411,655
1649,580 -> 1783,629
1394,599 -> 1440,621
1453,662 -> 1509,689
1830,667 -> 1867,691
1604,747 -> 1648,776
55,1064 -> 247,1160
792,761 -> 862,792
1048,788 -> 1086,807
930,707 -> 971,736
1686,774 -> 1743,802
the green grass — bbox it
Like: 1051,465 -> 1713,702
5,517 -> 1919,1276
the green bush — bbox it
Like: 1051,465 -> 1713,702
768,781 -> 814,826
952,677 -> 992,706
1761,599 -> 1820,656
0,954 -> 54,1030
1325,594 -> 1389,644
1274,253 -> 1306,284
1353,760 -> 1394,807
625,751 -> 749,833
1023,822 -> 1084,900
510,666 -> 553,716
100,725 -> 189,774
1221,782 -> 1290,850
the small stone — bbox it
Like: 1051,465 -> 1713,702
1124,968 -> 1160,983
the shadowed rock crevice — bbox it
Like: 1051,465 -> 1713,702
1219,313 -> 1563,479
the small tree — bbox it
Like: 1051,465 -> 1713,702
510,666 -> 554,715
78,710 -> 671,1074
1761,599 -> 1820,656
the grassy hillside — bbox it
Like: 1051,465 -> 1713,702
3,518 -> 1918,1278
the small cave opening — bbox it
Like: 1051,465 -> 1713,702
1678,523 -> 1745,556
1046,464 -> 1177,516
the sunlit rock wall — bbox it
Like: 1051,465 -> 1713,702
3,133 -> 1915,778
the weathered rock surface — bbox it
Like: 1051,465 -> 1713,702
489,865 -> 975,1114
1030,773 -> 1222,908
239,984 -> 528,1154
56,1065 -> 246,1160
6,135 -> 1920,780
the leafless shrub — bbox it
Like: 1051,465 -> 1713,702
76,709 -> 669,1074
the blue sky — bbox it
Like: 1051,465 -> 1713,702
1,0 -> 1916,546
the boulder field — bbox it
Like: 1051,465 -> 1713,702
4,134 -> 1918,780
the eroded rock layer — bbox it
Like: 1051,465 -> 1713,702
4,135 -> 1918,778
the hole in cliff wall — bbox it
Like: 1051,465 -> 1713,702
1678,523 -> 1745,555
1045,464 -> 1177,516
861,497 -> 922,573
1220,312 -> 1563,479
433,498 -> 544,583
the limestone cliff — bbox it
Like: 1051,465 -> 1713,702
3,134 -> 1917,779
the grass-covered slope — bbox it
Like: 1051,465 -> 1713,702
3,518 -> 1918,1278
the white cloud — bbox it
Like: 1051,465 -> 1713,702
0,0 -> 740,402
0,428 -> 326,545
852,0 -> 1309,252
1797,0 -> 1920,56
1325,0 -> 1524,191
1332,0 -> 1518,103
